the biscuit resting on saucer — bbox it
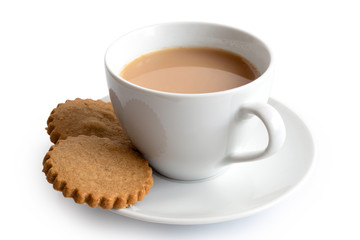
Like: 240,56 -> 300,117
43,135 -> 153,209
47,98 -> 133,148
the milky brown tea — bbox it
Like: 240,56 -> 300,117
120,47 -> 259,94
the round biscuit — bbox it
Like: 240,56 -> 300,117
47,98 -> 133,148
43,135 -> 153,209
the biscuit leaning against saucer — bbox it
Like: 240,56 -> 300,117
43,135 -> 153,209
47,98 -> 134,148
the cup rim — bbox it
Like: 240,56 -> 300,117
105,21 -> 273,98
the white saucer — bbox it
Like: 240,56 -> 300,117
107,98 -> 315,225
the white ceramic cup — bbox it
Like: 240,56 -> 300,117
105,22 -> 286,181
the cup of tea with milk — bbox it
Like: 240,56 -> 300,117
105,22 -> 286,181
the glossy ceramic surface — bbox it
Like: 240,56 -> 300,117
105,22 -> 285,180
107,98 -> 315,225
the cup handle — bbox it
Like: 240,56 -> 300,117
227,102 -> 286,163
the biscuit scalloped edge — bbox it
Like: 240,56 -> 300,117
46,108 -> 60,143
42,144 -> 154,209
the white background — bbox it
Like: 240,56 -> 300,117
1,0 -> 359,239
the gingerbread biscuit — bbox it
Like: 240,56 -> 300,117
43,135 -> 153,209
47,98 -> 133,148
